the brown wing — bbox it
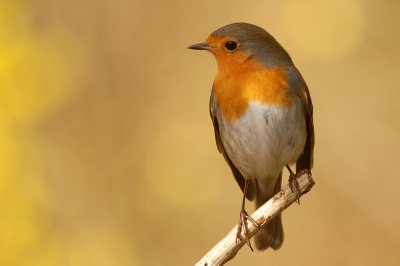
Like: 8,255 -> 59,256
296,80 -> 315,173
209,91 -> 255,201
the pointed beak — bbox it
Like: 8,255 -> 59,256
187,42 -> 214,51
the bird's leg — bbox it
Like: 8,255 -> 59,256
286,166 -> 310,205
236,179 -> 260,252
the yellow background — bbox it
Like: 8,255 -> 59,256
1,0 -> 400,265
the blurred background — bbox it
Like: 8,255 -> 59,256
1,0 -> 399,265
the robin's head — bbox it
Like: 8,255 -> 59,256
188,22 -> 293,71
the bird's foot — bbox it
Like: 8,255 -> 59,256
287,167 -> 310,205
236,209 -> 260,252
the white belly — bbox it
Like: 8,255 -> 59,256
218,100 -> 306,187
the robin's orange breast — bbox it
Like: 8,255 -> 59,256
213,62 -> 295,122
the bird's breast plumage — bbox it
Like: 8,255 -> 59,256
211,66 -> 307,187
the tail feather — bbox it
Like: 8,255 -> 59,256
254,172 -> 284,251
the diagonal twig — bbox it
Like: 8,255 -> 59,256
195,172 -> 315,266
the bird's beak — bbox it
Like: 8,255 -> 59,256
187,42 -> 214,51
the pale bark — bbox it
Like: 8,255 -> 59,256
195,172 -> 315,266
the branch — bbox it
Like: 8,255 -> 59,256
195,172 -> 315,266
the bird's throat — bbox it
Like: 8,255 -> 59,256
213,66 -> 294,122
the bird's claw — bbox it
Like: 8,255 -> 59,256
236,209 -> 260,252
287,168 -> 310,205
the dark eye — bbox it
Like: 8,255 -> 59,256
225,41 -> 238,51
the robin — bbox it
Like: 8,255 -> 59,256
188,22 -> 314,251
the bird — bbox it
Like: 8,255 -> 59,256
188,22 -> 314,251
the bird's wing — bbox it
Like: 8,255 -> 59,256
209,87 -> 255,201
296,78 -> 315,173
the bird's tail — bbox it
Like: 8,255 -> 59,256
254,172 -> 284,251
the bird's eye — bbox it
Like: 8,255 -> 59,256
225,41 -> 238,51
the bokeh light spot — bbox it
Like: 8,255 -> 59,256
0,28 -> 89,125
69,229 -> 139,266
20,235 -> 62,266
0,125 -> 18,194
144,123 -> 224,207
0,191 -> 44,264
